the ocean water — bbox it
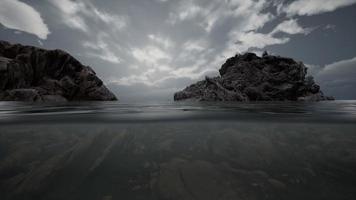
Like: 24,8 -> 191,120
0,101 -> 355,200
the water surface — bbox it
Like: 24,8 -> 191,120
0,101 -> 355,200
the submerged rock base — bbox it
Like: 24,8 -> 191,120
0,41 -> 117,102
174,52 -> 333,101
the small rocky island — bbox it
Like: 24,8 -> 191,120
174,52 -> 333,101
0,41 -> 117,102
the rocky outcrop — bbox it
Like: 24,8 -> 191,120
174,52 -> 334,101
0,41 -> 117,102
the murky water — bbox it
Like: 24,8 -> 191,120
0,101 -> 355,200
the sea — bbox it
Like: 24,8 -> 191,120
0,101 -> 355,200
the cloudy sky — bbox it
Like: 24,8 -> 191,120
1,0 -> 355,101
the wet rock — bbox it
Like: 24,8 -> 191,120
0,40 -> 117,102
174,52 -> 333,101
0,89 -> 42,102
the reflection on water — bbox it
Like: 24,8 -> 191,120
0,101 -> 356,200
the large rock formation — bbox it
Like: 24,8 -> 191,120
0,41 -> 117,102
174,52 -> 333,101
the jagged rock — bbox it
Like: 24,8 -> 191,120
174,52 -> 334,101
0,40 -> 117,102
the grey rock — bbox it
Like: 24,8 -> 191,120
0,89 -> 42,102
41,95 -> 68,102
174,52 -> 334,101
0,40 -> 117,102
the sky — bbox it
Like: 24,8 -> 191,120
0,0 -> 355,101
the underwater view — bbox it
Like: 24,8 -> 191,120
0,101 -> 355,200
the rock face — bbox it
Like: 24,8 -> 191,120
0,41 -> 117,102
174,52 -> 333,101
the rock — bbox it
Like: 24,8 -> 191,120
174,52 -> 333,101
41,95 -> 68,102
268,178 -> 286,189
0,40 -> 117,102
0,89 -> 42,102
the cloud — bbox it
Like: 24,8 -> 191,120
49,0 -> 128,64
234,31 -> 290,51
315,56 -> 356,82
0,0 -> 50,39
305,64 -> 323,77
148,34 -> 174,49
174,39 -> 209,65
310,57 -> 356,99
225,18 -> 309,56
114,39 -> 214,86
182,40 -> 207,52
324,24 -> 336,31
87,51 -> 121,64
49,0 -> 88,32
163,0 -> 281,82
108,43 -> 174,86
282,0 -> 356,16
83,33 -> 122,64
271,19 -> 311,35
155,0 -> 171,2
112,73 -> 152,86
132,45 -> 171,67
49,0 -> 127,32
91,7 -> 127,31
168,0 -> 274,33
168,0 -> 203,24
56,0 -> 306,90
135,0 -> 315,91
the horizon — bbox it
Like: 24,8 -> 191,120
1,0 -> 356,102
